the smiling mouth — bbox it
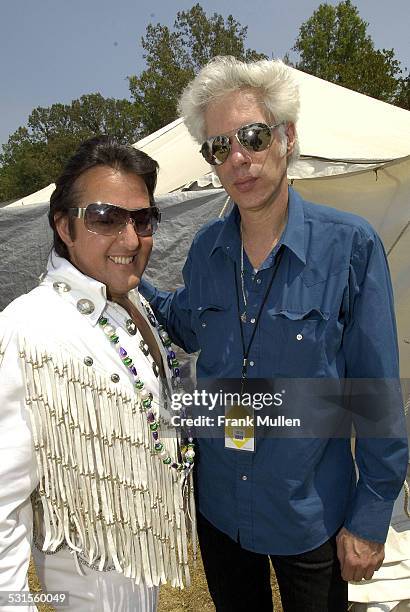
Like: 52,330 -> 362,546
108,256 -> 135,265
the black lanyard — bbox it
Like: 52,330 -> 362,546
234,246 -> 284,380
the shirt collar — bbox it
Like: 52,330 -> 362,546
209,205 -> 241,260
281,187 -> 306,265
209,187 -> 306,265
41,251 -> 108,326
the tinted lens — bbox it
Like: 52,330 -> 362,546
211,135 -> 231,165
201,136 -> 230,166
200,142 -> 212,164
129,207 -> 160,237
200,123 -> 273,166
237,123 -> 272,151
85,204 -> 127,235
84,204 -> 160,236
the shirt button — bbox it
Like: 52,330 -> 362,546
296,334 -> 303,341
256,278 -> 262,284
250,318 -> 256,324
249,361 -> 255,366
241,475 -> 248,481
201,322 -> 207,328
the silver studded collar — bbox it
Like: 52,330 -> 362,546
42,251 -> 108,326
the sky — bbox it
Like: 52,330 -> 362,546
1,0 -> 409,147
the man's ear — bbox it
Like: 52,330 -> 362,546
285,123 -> 296,158
54,214 -> 75,248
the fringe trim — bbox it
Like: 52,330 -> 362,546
19,337 -> 194,588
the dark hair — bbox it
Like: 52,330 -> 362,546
49,135 -> 159,258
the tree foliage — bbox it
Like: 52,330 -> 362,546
128,3 -> 267,135
0,93 -> 141,201
292,0 -> 404,104
395,74 -> 410,110
3,2 -> 408,202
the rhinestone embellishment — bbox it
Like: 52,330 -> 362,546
76,299 -> 95,315
139,340 -> 150,356
53,281 -> 71,293
125,318 -> 137,335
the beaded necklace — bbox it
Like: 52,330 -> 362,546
98,306 -> 195,475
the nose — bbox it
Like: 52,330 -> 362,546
118,218 -> 141,248
229,138 -> 252,167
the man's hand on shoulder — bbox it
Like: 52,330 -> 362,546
336,527 -> 384,581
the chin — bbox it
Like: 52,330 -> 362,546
236,197 -> 263,210
107,282 -> 139,297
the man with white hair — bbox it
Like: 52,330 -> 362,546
139,56 -> 408,611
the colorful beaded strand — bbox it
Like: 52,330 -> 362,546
98,315 -> 194,474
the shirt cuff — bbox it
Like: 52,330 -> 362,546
344,486 -> 395,543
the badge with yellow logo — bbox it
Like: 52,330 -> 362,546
224,402 -> 255,451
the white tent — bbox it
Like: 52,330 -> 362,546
134,67 -> 410,193
8,66 -> 410,204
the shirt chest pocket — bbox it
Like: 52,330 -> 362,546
265,308 -> 331,376
192,303 -> 232,370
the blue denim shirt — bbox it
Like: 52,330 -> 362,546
139,187 -> 408,554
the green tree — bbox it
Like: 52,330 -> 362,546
128,3 -> 267,135
0,93 -> 141,201
292,0 -> 403,103
395,73 -> 410,110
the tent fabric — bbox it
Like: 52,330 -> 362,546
7,183 -> 55,208
7,66 -> 410,204
0,202 -> 52,300
0,189 -> 228,310
134,67 -> 410,192
290,67 -> 410,161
